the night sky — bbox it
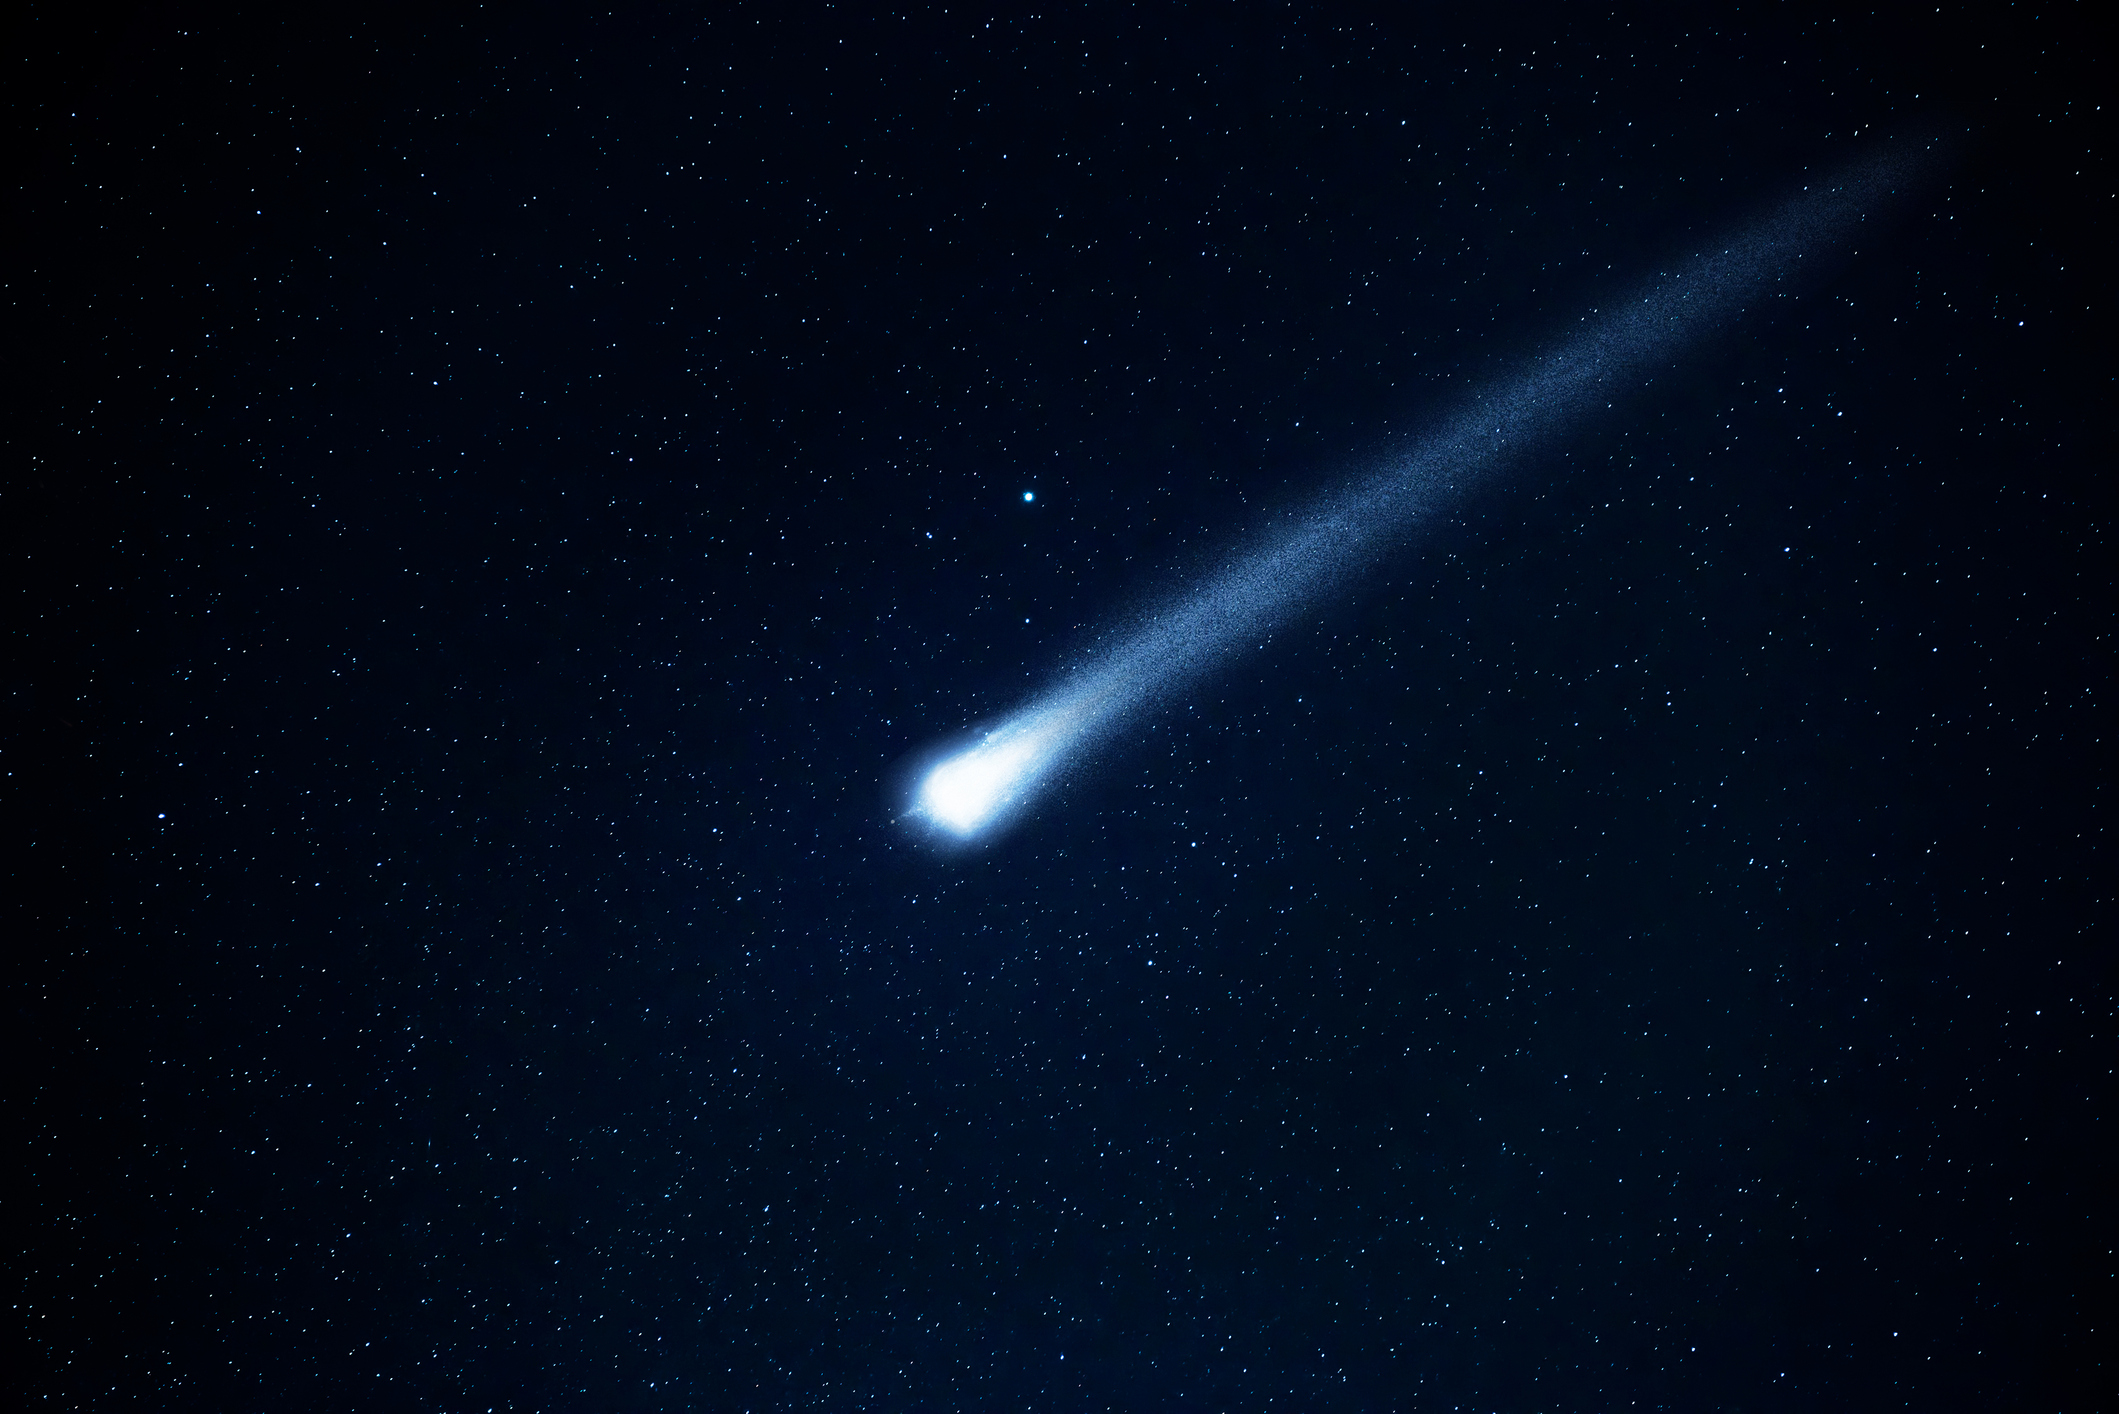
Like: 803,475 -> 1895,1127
12,5 -> 2111,1410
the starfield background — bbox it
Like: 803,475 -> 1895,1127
8,3 -> 2111,1409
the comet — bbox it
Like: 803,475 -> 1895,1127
907,154 -> 1917,840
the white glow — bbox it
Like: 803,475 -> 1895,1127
918,734 -> 1042,834
912,702 -> 1094,837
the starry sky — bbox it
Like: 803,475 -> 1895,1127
11,4 -> 2111,1409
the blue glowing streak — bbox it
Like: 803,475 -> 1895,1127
910,159 -> 1913,839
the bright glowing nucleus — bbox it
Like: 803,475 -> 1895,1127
916,732 -> 1045,835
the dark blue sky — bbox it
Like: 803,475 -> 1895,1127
12,4 -> 2109,1409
